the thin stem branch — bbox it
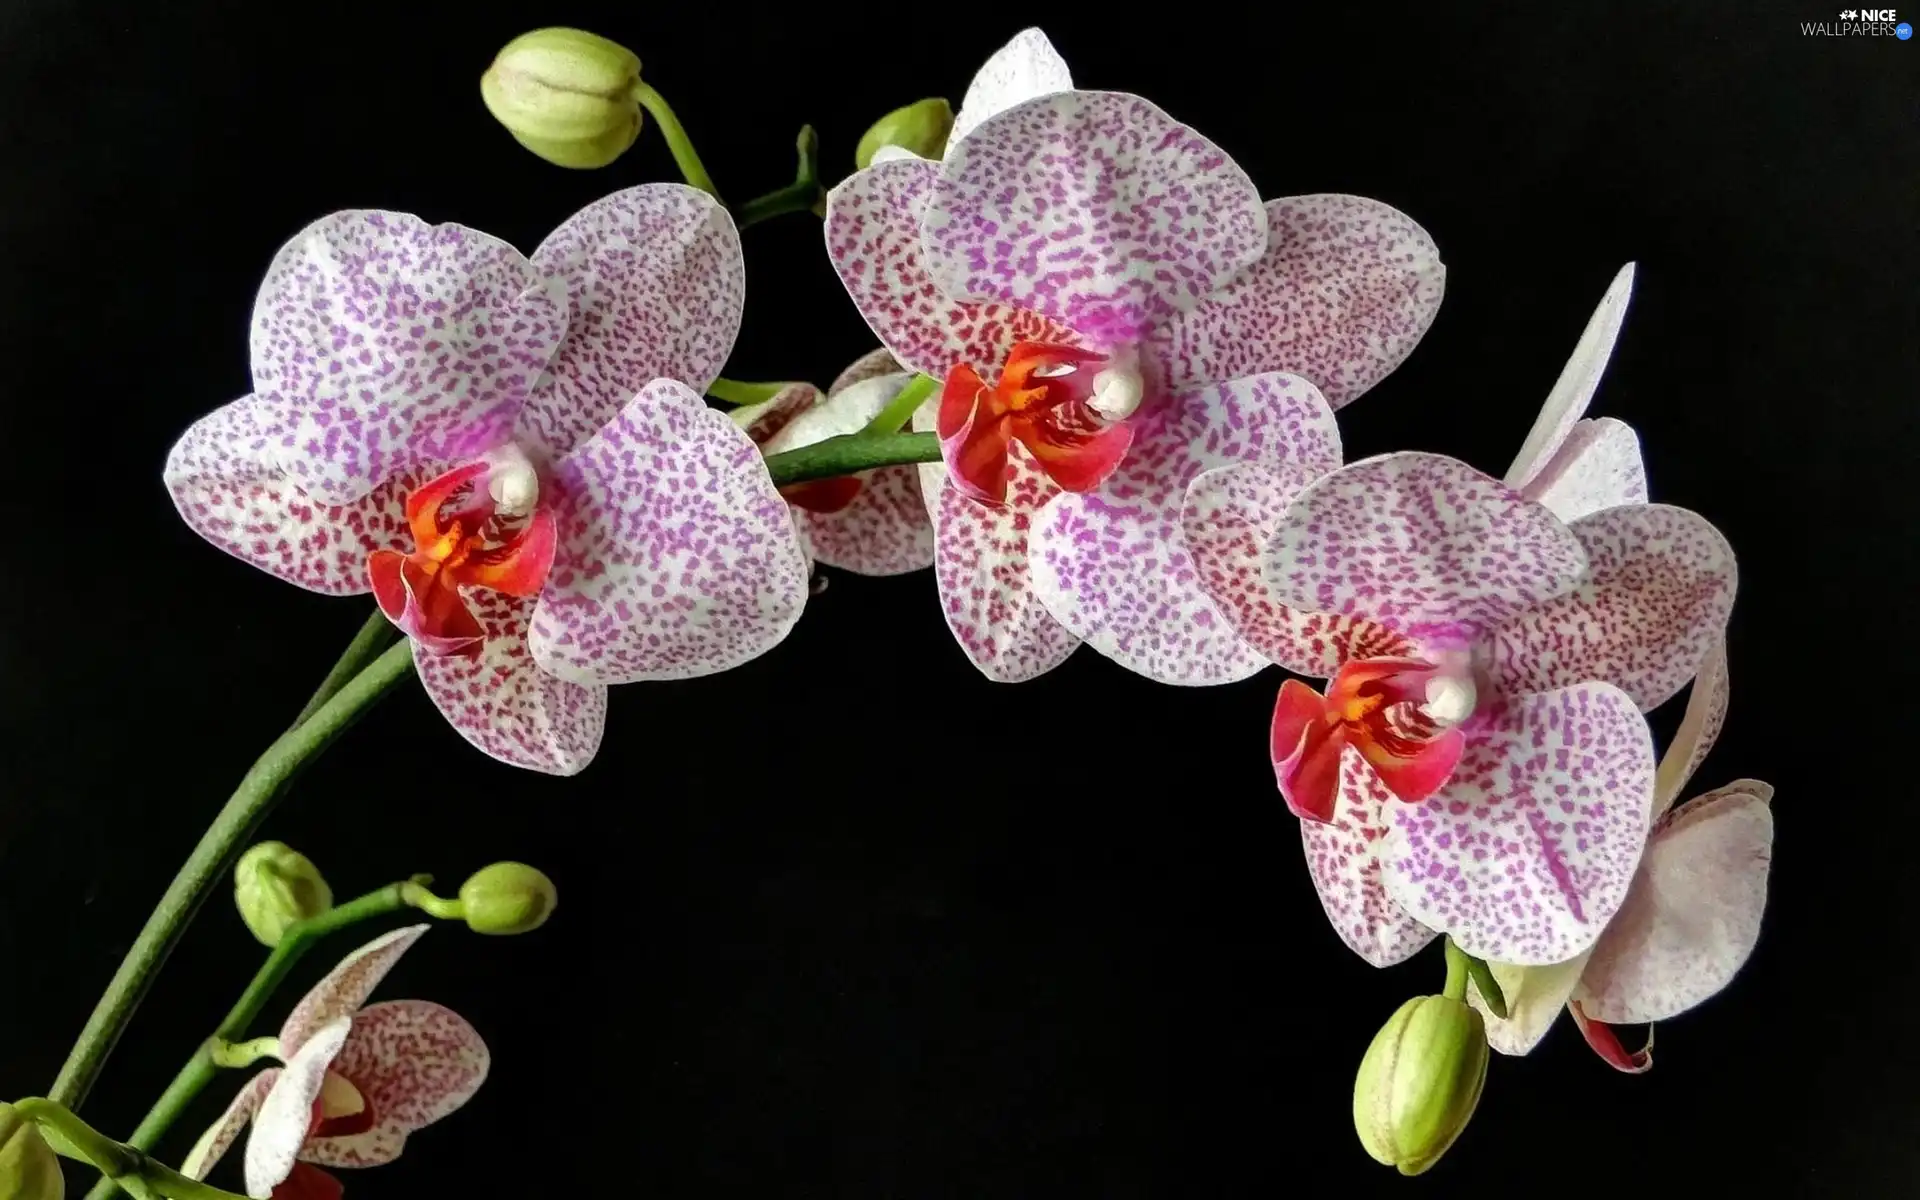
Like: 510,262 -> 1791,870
631,80 -> 719,198
861,374 -> 937,436
707,377 -> 794,406
1442,939 -> 1470,1002
763,431 -> 940,486
736,124 -> 822,231
288,608 -> 397,728
14,1099 -> 250,1200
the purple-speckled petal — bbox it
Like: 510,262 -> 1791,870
1381,683 -> 1657,965
924,91 -> 1266,344
1518,417 -> 1648,524
413,593 -> 606,775
1302,745 -> 1440,966
1152,195 -> 1445,407
1486,504 -> 1736,713
250,211 -> 566,505
530,379 -> 809,684
300,1001 -> 488,1169
164,394 -> 422,594
826,157 -> 1085,380
1504,263 -> 1637,490
182,1070 -> 277,1180
1575,779 -> 1773,1024
279,926 -> 427,1056
1472,955 -> 1590,1056
522,185 -> 745,461
1031,372 -> 1340,684
1265,452 -> 1590,638
951,27 -> 1074,146
1183,462 -> 1421,676
1654,639 -> 1729,814
246,1020 -> 349,1198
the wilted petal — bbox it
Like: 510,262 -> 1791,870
1518,417 -> 1647,524
301,1000 -> 488,1168
929,457 -> 1079,681
1575,780 -> 1774,1024
1654,639 -> 1729,814
1266,452 -> 1589,637
529,379 -> 809,684
164,395 -> 422,593
1471,954 -> 1589,1056
250,211 -> 566,506
829,348 -> 905,395
1381,683 -> 1657,966
1486,504 -> 1736,713
1030,373 -> 1339,683
1504,263 -> 1637,490
925,91 -> 1266,343
522,185 -> 745,460
1152,195 -> 1445,407
413,593 -> 606,775
951,27 -> 1074,145
183,1069 -> 278,1180
802,467 -> 934,576
825,157 -> 1083,380
1300,745 -> 1438,966
247,1020 -> 350,1198
279,926 -> 428,1055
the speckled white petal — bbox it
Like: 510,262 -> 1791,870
1265,452 -> 1590,638
1486,504 -> 1736,713
299,1000 -> 488,1169
1576,780 -> 1774,1024
925,90 -> 1267,343
278,926 -> 428,1057
1519,418 -> 1648,524
246,1020 -> 350,1198
530,379 -> 809,684
1301,745 -> 1440,966
414,593 -> 606,776
829,348 -> 906,395
1654,639 -> 1729,814
1152,195 -> 1445,407
951,27 -> 1075,145
1381,683 -> 1657,966
250,211 -> 565,505
1504,263 -> 1637,490
182,1070 -> 278,1180
1472,954 -> 1590,1056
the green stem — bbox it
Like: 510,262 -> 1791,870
14,1099 -> 249,1200
763,431 -> 940,486
288,608 -> 397,728
631,80 -> 719,198
1442,939 -> 1470,1002
861,373 -> 937,436
736,124 -> 822,231
1461,949 -> 1509,1019
206,1037 -> 278,1070
707,377 -> 795,406
50,640 -> 417,1111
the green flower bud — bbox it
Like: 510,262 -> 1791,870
854,97 -> 954,169
480,28 -> 643,169
1352,995 -> 1489,1176
0,1104 -> 64,1200
234,841 -> 332,947
458,862 -> 557,935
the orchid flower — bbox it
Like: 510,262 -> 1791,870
867,28 -> 1075,166
828,85 -> 1443,683
182,926 -> 485,1199
728,350 -> 934,575
165,185 -> 810,775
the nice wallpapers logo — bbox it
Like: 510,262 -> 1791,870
1803,8 -> 1913,35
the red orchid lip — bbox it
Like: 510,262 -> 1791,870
1271,657 -> 1471,823
938,340 -> 1138,505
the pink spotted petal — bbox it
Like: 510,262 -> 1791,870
802,468 -> 934,576
1151,195 -> 1445,406
829,348 -> 905,396
1654,639 -> 1729,814
279,926 -> 428,1056
522,185 -> 745,461
1300,745 -> 1439,967
825,157 -> 1085,381
247,1019 -> 350,1198
951,27 -> 1074,145
1486,504 -> 1736,713
1504,263 -> 1637,491
529,379 -> 808,684
1266,452 -> 1590,637
413,592 -> 606,775
1381,683 -> 1657,966
1030,372 -> 1340,683
729,383 -> 820,447
250,211 -> 565,506
183,1069 -> 278,1180
925,91 -> 1266,344
1518,417 -> 1648,524
301,1000 -> 489,1169
1575,780 -> 1774,1024
1470,955 -> 1590,1056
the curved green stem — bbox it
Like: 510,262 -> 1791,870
707,377 -> 795,406
288,609 -> 398,728
1442,939 -> 1470,1002
50,640 -> 417,1111
736,125 -> 823,231
631,80 -> 719,198
1460,947 -> 1508,1019
861,374 -> 937,436
14,1099 -> 248,1200
764,431 -> 940,486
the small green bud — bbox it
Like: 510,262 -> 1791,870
1352,995 -> 1489,1176
480,28 -> 643,169
458,862 -> 557,935
854,97 -> 954,169
234,841 -> 332,947
0,1104 -> 64,1200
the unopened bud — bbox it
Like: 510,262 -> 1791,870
458,862 -> 557,935
480,28 -> 643,169
1353,995 -> 1489,1176
854,97 -> 954,169
234,842 -> 332,947
0,1104 -> 63,1200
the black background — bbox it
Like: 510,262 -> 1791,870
3,1 -> 1915,1195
